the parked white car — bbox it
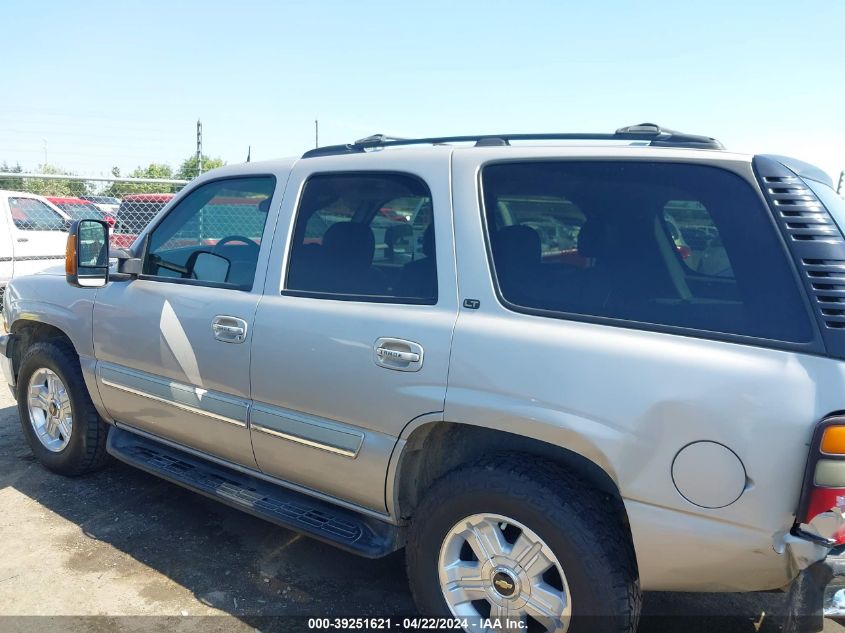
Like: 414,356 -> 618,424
0,190 -> 70,294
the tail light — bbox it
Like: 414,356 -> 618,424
795,416 -> 845,545
103,215 -> 116,227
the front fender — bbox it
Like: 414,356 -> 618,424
5,274 -> 97,358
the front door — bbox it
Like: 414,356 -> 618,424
250,157 -> 457,512
93,175 -> 279,467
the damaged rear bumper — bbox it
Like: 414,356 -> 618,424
784,549 -> 845,632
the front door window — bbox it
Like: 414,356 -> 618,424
143,176 -> 275,290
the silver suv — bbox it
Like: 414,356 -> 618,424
3,124 -> 845,632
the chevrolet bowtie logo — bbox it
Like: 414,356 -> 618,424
494,578 -> 514,591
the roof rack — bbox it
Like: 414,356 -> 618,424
301,123 -> 724,158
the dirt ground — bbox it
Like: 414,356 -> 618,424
0,376 -> 842,633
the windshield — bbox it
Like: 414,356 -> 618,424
57,202 -> 103,220
803,178 -> 845,235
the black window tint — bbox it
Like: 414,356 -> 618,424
483,161 -> 813,343
143,176 -> 275,289
286,173 -> 437,303
494,195 -> 586,266
662,200 -> 733,277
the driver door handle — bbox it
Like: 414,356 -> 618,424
212,315 -> 248,343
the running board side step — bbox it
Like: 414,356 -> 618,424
107,427 -> 399,558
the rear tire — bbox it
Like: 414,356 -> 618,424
16,339 -> 110,476
406,454 -> 640,633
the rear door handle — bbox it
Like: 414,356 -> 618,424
212,315 -> 248,343
374,338 -> 424,372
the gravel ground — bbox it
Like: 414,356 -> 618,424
0,375 -> 842,633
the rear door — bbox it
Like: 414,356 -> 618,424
5,195 -> 68,276
249,154 -> 457,512
93,174 -> 280,467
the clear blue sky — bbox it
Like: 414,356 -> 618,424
2,0 -> 844,181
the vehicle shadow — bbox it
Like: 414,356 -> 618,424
0,403 -> 413,628
0,402 -> 815,632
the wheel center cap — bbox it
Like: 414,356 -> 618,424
48,402 -> 59,417
492,569 -> 518,597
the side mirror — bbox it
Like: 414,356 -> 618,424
66,219 -> 110,288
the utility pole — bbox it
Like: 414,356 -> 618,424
196,119 -> 203,177
315,119 -> 319,148
42,139 -> 48,166
838,170 -> 844,196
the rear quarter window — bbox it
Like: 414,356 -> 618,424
482,160 -> 813,344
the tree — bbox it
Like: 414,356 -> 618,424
106,163 -> 177,195
0,161 -> 24,191
21,164 -> 89,197
131,163 -> 174,180
176,154 -> 225,181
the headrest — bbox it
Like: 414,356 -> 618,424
323,222 -> 375,268
577,219 -> 605,258
494,225 -> 541,266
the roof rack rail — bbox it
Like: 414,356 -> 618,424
301,123 -> 724,158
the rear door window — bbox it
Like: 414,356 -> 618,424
482,161 -> 813,343
286,172 -> 437,303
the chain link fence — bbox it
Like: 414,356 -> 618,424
0,172 -> 272,250
0,172 -> 189,252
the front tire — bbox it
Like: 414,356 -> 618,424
16,340 -> 110,476
406,455 -> 640,633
